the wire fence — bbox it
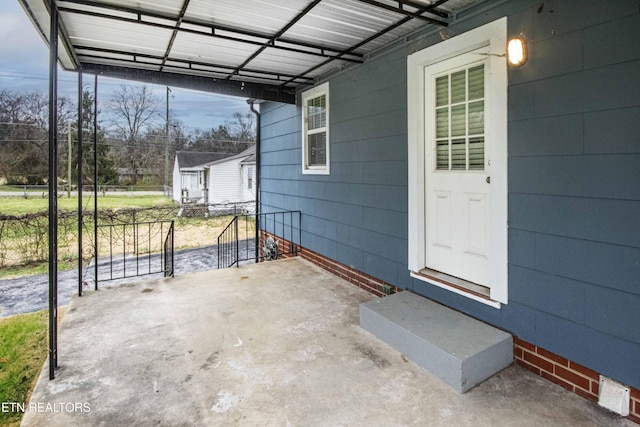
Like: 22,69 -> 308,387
0,184 -> 166,194
0,204 -> 254,273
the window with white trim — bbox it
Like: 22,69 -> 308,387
302,82 -> 330,175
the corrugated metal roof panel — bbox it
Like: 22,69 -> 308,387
170,31 -> 257,68
61,11 -> 173,56
68,0 -> 183,16
249,47 -> 327,76
185,0 -> 314,36
282,0 -> 406,50
58,1 -> 136,19
308,59 -> 352,78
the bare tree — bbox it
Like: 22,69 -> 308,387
226,111 -> 255,140
0,89 -> 74,184
189,125 -> 232,152
169,118 -> 189,152
225,112 -> 255,152
185,113 -> 255,153
107,85 -> 160,185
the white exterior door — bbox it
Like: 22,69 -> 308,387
425,51 -> 490,286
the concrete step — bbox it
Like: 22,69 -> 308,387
360,291 -> 513,393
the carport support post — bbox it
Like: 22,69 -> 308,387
48,0 -> 59,380
93,75 -> 98,290
77,71 -> 83,298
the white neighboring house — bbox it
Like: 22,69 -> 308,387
172,151 -> 232,204
206,146 -> 256,210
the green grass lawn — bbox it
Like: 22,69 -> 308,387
0,195 -> 176,216
0,309 -> 49,427
0,195 -> 177,278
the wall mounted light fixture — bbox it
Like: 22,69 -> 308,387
507,35 -> 527,67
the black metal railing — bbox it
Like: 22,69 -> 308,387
217,215 -> 239,269
217,211 -> 301,269
96,219 -> 175,283
163,221 -> 174,278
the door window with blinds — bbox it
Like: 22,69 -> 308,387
302,82 -> 330,175
434,63 -> 485,171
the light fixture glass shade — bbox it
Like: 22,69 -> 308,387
507,37 -> 527,66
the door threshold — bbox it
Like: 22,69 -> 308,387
416,268 -> 491,300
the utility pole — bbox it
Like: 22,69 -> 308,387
165,86 -> 171,189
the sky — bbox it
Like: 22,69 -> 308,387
0,1 -> 252,131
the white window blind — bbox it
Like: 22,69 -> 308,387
435,64 -> 485,171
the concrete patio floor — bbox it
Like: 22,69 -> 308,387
22,257 -> 632,426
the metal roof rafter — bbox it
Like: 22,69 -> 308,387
160,0 -> 191,71
354,0 -> 449,26
395,0 -> 449,18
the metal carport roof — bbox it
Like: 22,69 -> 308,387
19,0 -> 480,103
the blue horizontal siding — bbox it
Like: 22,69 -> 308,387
583,13 -> 640,68
584,107 -> 640,154
531,0 -> 639,42
260,0 -> 640,390
509,194 -> 640,248
509,154 -> 640,199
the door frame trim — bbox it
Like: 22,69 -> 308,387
407,17 -> 508,305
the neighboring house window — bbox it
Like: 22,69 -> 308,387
247,167 -> 253,190
302,82 -> 330,175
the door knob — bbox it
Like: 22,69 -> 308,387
486,176 -> 491,184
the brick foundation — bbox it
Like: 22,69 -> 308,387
633,388 -> 640,424
299,246 -> 402,297
262,235 -> 639,423
260,231 -> 401,296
